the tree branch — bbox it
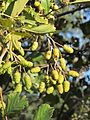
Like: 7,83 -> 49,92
56,5 -> 90,18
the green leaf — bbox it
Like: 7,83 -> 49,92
5,0 -> 29,17
34,104 -> 54,120
41,0 -> 50,14
11,0 -> 29,17
23,24 -> 56,34
7,93 -> 28,116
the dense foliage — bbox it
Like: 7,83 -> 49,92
0,0 -> 90,120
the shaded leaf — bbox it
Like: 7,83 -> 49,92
7,93 -> 28,116
34,104 -> 54,120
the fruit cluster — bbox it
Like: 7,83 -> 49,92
0,34 -> 79,95
0,0 -> 79,96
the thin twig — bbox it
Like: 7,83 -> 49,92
0,48 -> 7,64
56,5 -> 90,18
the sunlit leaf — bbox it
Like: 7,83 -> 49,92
23,24 -> 56,34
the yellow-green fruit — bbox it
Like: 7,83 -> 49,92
58,73 -> 64,84
45,75 -> 49,80
60,58 -> 66,70
39,82 -> 45,93
52,70 -> 59,80
34,1 -> 40,7
31,67 -> 41,73
27,61 -> 33,67
45,50 -> 52,60
7,66 -> 12,75
45,75 -> 50,83
15,84 -> 22,93
24,74 -> 32,89
63,44 -> 74,53
3,61 -> 11,69
49,76 -> 56,85
51,79 -> 57,85
31,41 -> 38,51
47,86 -> 54,94
53,4 -> 58,10
64,80 -> 70,92
53,47 -> 59,59
14,70 -> 21,83
57,84 -> 63,94
18,55 -> 33,67
19,47 -> 24,56
69,70 -> 79,77
0,101 -> 6,109
39,4 -> 43,10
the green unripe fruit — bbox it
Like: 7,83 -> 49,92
45,75 -> 50,83
27,61 -> 33,68
7,66 -> 12,75
39,4 -> 43,10
0,61 -> 11,75
3,61 -> 11,69
63,44 -> 74,53
58,73 -> 64,84
52,70 -> 59,80
31,41 -> 38,51
24,74 -> 32,89
18,55 -> 33,67
51,79 -> 57,85
69,70 -> 79,77
34,1 -> 40,7
14,70 -> 21,84
53,4 -> 58,10
45,75 -> 49,80
53,47 -> 59,59
47,86 -> 54,94
64,80 -> 70,92
19,47 -> 24,56
45,50 -> 52,60
57,84 -> 63,94
0,101 -> 6,109
60,58 -> 66,71
31,67 -> 41,73
39,82 -> 45,93
15,83 -> 22,93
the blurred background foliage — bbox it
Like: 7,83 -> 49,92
0,0 -> 90,120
